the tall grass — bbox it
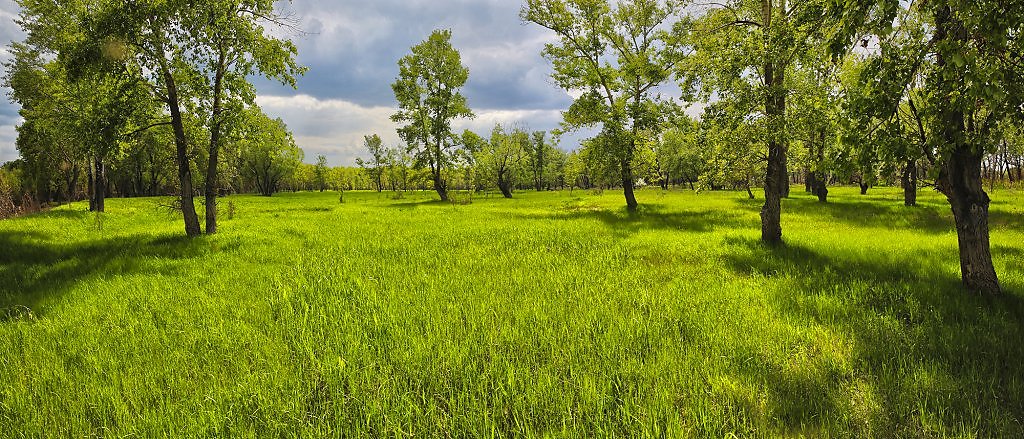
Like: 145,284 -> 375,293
0,187 -> 1022,437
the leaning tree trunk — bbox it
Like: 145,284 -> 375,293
164,67 -> 202,237
497,172 -> 513,199
902,160 -> 918,207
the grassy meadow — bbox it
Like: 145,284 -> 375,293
1,187 -> 1023,437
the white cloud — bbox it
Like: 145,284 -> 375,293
256,94 -> 571,166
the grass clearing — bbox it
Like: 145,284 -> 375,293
1,187 -> 1022,437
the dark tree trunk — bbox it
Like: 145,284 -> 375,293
804,169 -> 813,193
859,183 -> 869,195
497,174 -> 513,199
814,172 -> 828,203
934,4 -> 1000,295
762,141 -> 785,243
164,67 -> 202,237
780,153 -> 791,198
760,56 -> 786,244
746,185 -> 755,200
902,160 -> 918,207
93,159 -> 106,213
941,155 -> 1000,295
433,170 -> 448,202
87,160 -> 96,212
204,48 -> 226,235
621,158 -> 638,212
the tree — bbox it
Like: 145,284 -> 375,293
698,102 -> 765,199
473,124 -> 529,198
192,0 -> 304,234
5,31 -> 154,212
833,0 -> 1024,294
16,0 -> 303,236
789,61 -> 842,203
233,109 -> 303,197
522,0 -> 688,211
356,134 -> 387,192
652,114 -> 703,190
310,155 -> 327,192
391,30 -> 474,202
688,0 -> 836,243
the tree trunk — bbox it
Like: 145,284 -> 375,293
164,67 -> 202,237
762,141 -> 785,243
204,48 -> 226,235
942,156 -> 1000,295
902,160 -> 918,207
814,172 -> 828,203
621,158 -> 638,212
433,170 -> 448,202
66,163 -> 79,204
934,4 -> 1000,295
760,52 -> 786,244
87,159 -> 96,212
498,173 -> 513,199
93,158 -> 106,213
780,153 -> 791,198
859,183 -> 869,195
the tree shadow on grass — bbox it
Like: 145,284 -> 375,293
380,199 -> 450,210
720,237 -> 1024,435
780,197 -> 954,234
0,231 -> 214,315
514,203 -> 754,236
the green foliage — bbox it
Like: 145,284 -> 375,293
391,29 -> 473,200
231,108 -> 303,197
522,0 -> 688,209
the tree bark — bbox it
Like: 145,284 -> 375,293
762,141 -> 785,243
87,160 -> 96,212
164,67 -> 202,237
902,160 -> 918,207
204,48 -> 226,235
934,4 -> 1000,295
497,173 -> 513,199
621,158 -> 638,212
760,49 -> 786,244
93,158 -> 106,213
859,182 -> 869,195
814,172 -> 828,203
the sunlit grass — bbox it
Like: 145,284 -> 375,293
1,187 -> 1022,437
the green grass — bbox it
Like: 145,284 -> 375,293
1,187 -> 1022,437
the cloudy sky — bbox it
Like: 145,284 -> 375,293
0,0 -> 603,166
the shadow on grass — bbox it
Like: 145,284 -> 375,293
515,203 -> 753,236
0,231 -> 212,314
721,237 -> 1024,435
381,199 -> 450,210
